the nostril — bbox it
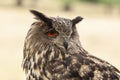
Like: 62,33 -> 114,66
63,41 -> 68,50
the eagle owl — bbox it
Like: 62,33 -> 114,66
22,10 -> 120,80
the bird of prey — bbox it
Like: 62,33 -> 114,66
22,10 -> 120,80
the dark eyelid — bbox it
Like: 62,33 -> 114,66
45,28 -> 58,37
45,28 -> 54,33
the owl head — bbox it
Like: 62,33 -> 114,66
26,10 -> 83,54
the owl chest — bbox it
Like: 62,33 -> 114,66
27,50 -> 68,80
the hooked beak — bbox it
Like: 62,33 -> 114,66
63,40 -> 68,50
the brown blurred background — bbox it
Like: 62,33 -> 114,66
0,0 -> 120,80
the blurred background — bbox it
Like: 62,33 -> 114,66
0,0 -> 120,80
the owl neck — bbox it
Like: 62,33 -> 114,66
41,42 -> 88,61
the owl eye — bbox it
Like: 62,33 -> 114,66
46,30 -> 58,38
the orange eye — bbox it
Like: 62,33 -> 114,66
46,30 -> 58,37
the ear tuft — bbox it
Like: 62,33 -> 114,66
72,16 -> 83,26
30,10 -> 52,26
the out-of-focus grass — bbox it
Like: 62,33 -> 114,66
77,0 -> 120,5
99,0 -> 120,5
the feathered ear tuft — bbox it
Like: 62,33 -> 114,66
72,16 -> 83,26
30,10 -> 52,26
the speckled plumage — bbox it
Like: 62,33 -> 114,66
22,10 -> 120,80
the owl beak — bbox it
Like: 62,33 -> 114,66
63,40 -> 68,50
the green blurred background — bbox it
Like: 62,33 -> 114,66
0,0 -> 120,80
